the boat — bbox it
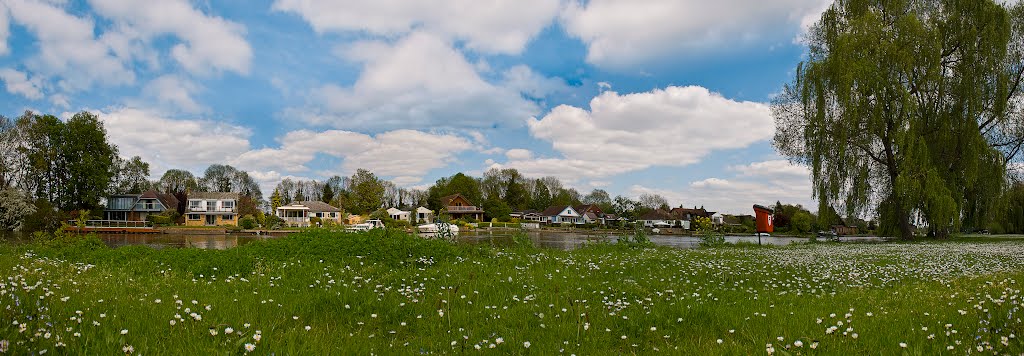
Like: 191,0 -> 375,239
416,222 -> 460,234
345,219 -> 385,232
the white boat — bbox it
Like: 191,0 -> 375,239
346,219 -> 385,232
416,222 -> 460,234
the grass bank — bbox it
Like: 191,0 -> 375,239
1,231 -> 1022,354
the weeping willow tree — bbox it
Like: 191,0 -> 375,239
773,0 -> 1024,239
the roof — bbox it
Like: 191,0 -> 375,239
297,201 -> 341,212
415,206 -> 432,213
638,209 -> 676,221
541,205 -> 573,217
156,192 -> 179,211
387,207 -> 409,214
669,207 -> 716,219
189,192 -> 240,200
440,194 -> 471,205
575,204 -> 603,214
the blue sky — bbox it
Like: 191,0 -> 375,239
0,0 -> 833,214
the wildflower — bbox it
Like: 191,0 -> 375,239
245,343 -> 256,352
524,341 -> 531,348
244,323 -> 251,328
210,328 -> 218,336
0,340 -> 7,353
304,325 -> 311,331
495,337 -> 504,344
451,341 -> 458,346
474,345 -> 481,350
120,329 -> 128,335
794,340 -> 803,348
852,333 -> 858,339
225,327 -> 234,334
253,334 -> 262,342
170,320 -> 176,326
621,335 -> 627,340
810,341 -> 818,349
122,345 -> 134,354
717,339 -> 723,344
899,342 -> 907,348
650,327 -> 657,331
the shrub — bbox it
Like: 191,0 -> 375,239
696,216 -> 725,247
239,215 -> 257,229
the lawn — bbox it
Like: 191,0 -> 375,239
0,230 -> 1021,354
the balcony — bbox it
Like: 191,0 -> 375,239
187,207 -> 235,213
446,205 -> 483,212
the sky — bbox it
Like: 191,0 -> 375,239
0,0 -> 836,214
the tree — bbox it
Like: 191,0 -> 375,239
426,173 -> 482,210
583,189 -> 614,212
773,0 -> 1024,239
0,188 -> 36,231
638,193 -> 669,210
270,188 -> 283,211
322,183 -> 335,204
613,195 -> 642,219
110,156 -> 151,194
791,210 -> 813,234
159,169 -> 198,195
530,179 -> 552,210
350,169 -> 385,214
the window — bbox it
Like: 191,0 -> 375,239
188,214 -> 200,220
144,201 -> 155,210
224,214 -> 235,221
189,200 -> 202,210
222,200 -> 235,210
206,201 -> 216,211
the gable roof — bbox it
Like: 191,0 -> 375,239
189,192 -> 240,200
639,209 -> 676,221
541,205 -> 576,217
441,193 -> 474,206
298,201 -> 341,212
670,207 -> 716,219
575,204 -> 603,215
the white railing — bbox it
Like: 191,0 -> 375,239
67,220 -> 153,229
187,207 -> 235,212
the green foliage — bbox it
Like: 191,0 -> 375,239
350,169 -> 385,214
695,216 -> 725,247
146,214 -> 173,226
239,215 -> 257,229
790,211 -> 813,234
772,0 -> 1024,239
0,188 -> 36,231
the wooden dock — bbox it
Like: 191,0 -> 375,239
64,220 -> 160,234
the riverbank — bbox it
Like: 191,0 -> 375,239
1,230 -> 1021,354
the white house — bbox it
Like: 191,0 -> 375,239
387,207 -> 411,222
276,201 -> 343,227
540,205 -> 584,225
414,207 -> 434,224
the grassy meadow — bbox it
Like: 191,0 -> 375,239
0,230 -> 1022,354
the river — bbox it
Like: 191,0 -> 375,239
0,230 -> 887,250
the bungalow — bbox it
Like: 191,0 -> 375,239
637,209 -> 689,229
511,210 -> 544,223
574,204 -> 626,226
387,207 -> 411,222
441,194 -> 485,221
185,192 -> 240,227
541,205 -> 584,225
276,201 -> 343,227
414,207 -> 434,224
104,190 -> 178,221
670,206 -> 715,223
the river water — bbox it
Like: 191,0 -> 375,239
0,230 -> 886,250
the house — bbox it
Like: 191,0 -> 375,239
185,192 -> 240,226
574,204 -> 626,226
276,201 -> 343,227
441,194 -> 485,221
511,210 -> 544,223
387,207 -> 411,222
831,225 -> 858,236
104,190 -> 178,221
670,206 -> 715,223
541,205 -> 584,225
637,209 -> 689,229
414,207 -> 434,224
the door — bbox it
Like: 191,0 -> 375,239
205,215 -> 216,226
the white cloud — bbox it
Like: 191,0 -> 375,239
0,68 -> 44,99
505,149 -> 533,161
500,86 -> 773,183
630,159 -> 814,215
271,0 -> 562,54
0,3 -> 9,56
561,0 -> 830,67
88,0 -> 252,75
502,65 -> 570,99
94,107 -> 253,175
142,75 -> 204,114
231,129 -> 473,187
6,0 -> 135,91
288,32 -> 543,130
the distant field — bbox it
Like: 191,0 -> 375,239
0,231 -> 1021,354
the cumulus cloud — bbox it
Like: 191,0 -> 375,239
630,159 -> 814,215
0,68 -> 44,100
5,0 -> 135,91
141,75 -> 204,114
94,107 -> 253,175
271,0 -> 562,54
561,0 -> 830,67
88,0 -> 252,75
0,3 -> 9,56
498,86 -> 773,183
287,32 -> 544,130
231,129 -> 473,186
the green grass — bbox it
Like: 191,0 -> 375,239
1,231 -> 1022,354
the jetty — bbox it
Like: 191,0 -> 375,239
64,220 -> 160,234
